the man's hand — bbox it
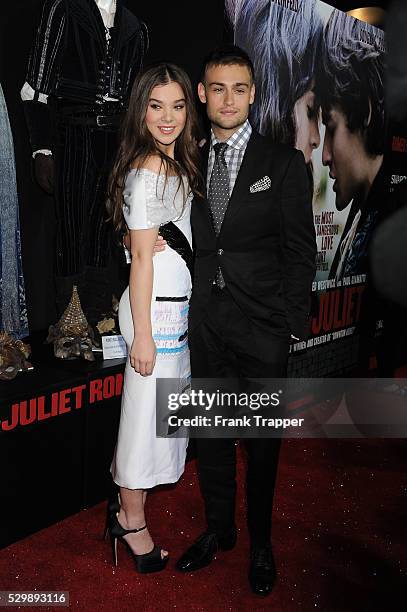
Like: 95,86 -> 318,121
34,154 -> 54,194
154,235 -> 167,254
123,233 -> 166,256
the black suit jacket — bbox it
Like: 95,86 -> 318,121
189,130 -> 316,343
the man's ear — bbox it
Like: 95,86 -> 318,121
197,82 -> 207,104
249,83 -> 255,105
364,98 -> 372,127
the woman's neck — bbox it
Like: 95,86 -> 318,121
156,142 -> 175,159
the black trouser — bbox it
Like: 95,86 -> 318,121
53,115 -> 127,322
189,286 -> 289,546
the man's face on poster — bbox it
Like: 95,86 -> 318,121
322,106 -> 369,211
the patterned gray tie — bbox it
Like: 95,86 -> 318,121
208,142 -> 229,288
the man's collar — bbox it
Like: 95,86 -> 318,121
210,119 -> 252,151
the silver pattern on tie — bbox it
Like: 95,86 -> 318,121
208,142 -> 229,288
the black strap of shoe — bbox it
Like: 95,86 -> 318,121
110,514 -> 147,537
122,524 -> 147,535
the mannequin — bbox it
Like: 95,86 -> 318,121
21,0 -> 148,327
0,83 -> 29,340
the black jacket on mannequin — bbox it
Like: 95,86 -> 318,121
21,0 -> 147,302
23,0 -> 147,152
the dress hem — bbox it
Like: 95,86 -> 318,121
110,468 -> 185,490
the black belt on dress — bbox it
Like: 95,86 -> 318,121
155,296 -> 188,302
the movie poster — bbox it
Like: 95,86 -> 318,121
227,0 -> 387,376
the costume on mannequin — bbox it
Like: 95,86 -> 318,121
0,83 -> 29,340
21,0 -> 148,327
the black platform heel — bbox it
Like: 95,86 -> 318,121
103,493 -> 121,540
109,514 -> 169,574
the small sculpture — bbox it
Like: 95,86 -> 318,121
95,295 -> 120,340
0,332 -> 32,380
46,286 -> 95,361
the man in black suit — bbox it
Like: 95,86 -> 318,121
175,46 -> 316,596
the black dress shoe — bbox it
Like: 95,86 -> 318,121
176,529 -> 237,572
248,544 -> 277,597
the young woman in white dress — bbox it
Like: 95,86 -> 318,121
107,63 -> 202,573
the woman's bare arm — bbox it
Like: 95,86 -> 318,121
128,226 -> 159,376
124,231 -> 166,253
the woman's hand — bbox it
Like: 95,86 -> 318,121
130,333 -> 156,376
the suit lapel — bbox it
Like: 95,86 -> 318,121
201,140 -> 209,198
195,140 -> 215,233
219,132 -> 262,235
115,3 -> 144,49
76,0 -> 107,48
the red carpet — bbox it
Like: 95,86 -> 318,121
0,439 -> 406,611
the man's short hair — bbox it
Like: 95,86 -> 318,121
317,10 -> 385,156
201,44 -> 255,83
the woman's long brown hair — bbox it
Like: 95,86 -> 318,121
108,63 -> 203,235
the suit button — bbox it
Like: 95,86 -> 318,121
217,248 -> 223,255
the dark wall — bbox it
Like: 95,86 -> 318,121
0,0 -> 226,332
131,0 -> 229,84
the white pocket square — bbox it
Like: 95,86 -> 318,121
249,176 -> 271,193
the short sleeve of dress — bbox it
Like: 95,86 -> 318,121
123,171 -> 154,230
123,169 -> 182,230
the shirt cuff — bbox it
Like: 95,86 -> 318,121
32,150 -> 53,159
123,245 -> 131,264
21,82 -> 48,104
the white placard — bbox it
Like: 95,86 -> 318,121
102,335 -> 127,360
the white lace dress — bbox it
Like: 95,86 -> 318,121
110,169 -> 191,489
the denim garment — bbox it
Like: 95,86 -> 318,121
0,83 -> 29,338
